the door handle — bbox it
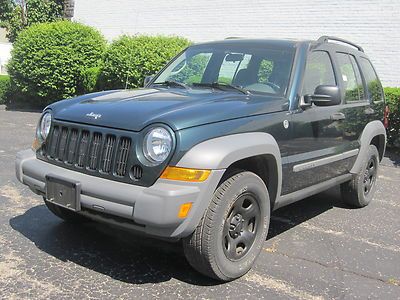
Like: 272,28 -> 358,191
330,112 -> 346,120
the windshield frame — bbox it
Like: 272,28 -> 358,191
149,43 -> 297,98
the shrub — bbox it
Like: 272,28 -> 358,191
7,21 -> 106,106
100,35 -> 191,90
80,66 -> 102,94
0,75 -> 10,104
384,87 -> 400,148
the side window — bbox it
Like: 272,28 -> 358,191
336,53 -> 365,102
302,51 -> 336,95
359,58 -> 384,102
257,59 -> 274,83
218,53 -> 251,84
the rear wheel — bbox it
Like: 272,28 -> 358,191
183,171 -> 270,281
44,199 -> 87,223
341,145 -> 379,208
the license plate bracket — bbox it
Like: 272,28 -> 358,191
46,174 -> 81,212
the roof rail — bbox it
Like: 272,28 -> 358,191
317,36 -> 364,52
225,37 -> 243,40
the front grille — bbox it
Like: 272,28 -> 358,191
43,124 -> 132,179
101,135 -> 116,174
115,138 -> 131,176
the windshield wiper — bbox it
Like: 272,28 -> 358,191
152,80 -> 190,90
193,82 -> 249,95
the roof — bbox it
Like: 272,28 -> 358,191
193,38 -> 304,50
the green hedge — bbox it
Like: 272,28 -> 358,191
0,75 -> 11,104
384,87 -> 400,148
7,20 -> 106,106
100,35 -> 191,89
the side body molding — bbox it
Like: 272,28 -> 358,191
351,120 -> 386,174
176,132 -> 283,201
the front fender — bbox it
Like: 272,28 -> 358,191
176,132 -> 282,199
173,132 -> 282,237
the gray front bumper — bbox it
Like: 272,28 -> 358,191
16,149 -> 224,238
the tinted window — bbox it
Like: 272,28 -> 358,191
258,59 -> 274,84
302,51 -> 336,95
218,53 -> 251,84
336,53 -> 365,102
360,58 -> 384,102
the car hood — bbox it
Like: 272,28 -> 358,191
49,88 -> 286,131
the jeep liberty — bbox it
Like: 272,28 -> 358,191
16,36 -> 387,281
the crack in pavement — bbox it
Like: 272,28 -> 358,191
266,249 -> 400,288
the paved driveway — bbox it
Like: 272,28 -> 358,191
0,106 -> 399,299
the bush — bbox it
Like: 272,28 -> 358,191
7,21 -> 106,106
100,35 -> 191,90
384,87 -> 400,148
0,75 -> 10,104
80,66 -> 102,94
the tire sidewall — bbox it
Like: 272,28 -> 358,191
356,145 -> 379,206
210,172 -> 270,279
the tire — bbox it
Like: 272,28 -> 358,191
341,145 -> 380,208
44,198 -> 88,223
183,171 -> 270,281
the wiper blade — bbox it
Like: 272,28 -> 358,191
193,82 -> 249,95
152,80 -> 190,90
212,82 -> 249,95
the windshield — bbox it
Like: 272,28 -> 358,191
152,44 -> 295,96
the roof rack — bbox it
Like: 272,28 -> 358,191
317,36 -> 364,52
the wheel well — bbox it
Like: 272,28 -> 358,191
222,154 -> 278,208
370,134 -> 385,161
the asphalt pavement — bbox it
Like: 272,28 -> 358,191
0,106 -> 399,299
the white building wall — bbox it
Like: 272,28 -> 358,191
73,0 -> 400,87
0,43 -> 12,74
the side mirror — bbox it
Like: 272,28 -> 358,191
302,85 -> 341,108
143,75 -> 154,87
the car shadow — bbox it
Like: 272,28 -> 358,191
268,186 -> 348,239
10,186 -> 348,286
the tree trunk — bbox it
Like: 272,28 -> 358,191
63,0 -> 75,19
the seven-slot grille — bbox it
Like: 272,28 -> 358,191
44,125 -> 132,178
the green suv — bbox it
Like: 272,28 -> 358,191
16,36 -> 387,281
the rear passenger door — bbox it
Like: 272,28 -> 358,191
334,52 -> 369,145
333,52 -> 384,157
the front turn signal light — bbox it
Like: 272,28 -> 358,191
160,166 -> 211,182
31,135 -> 41,151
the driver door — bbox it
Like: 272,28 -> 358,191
282,50 -> 348,195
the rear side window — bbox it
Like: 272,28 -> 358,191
302,51 -> 336,95
218,53 -> 251,84
336,53 -> 365,102
359,58 -> 384,102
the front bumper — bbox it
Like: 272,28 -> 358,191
16,149 -> 224,238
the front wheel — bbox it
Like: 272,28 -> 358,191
183,171 -> 270,281
341,145 -> 380,208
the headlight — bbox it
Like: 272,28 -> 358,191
38,111 -> 52,141
143,127 -> 173,164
